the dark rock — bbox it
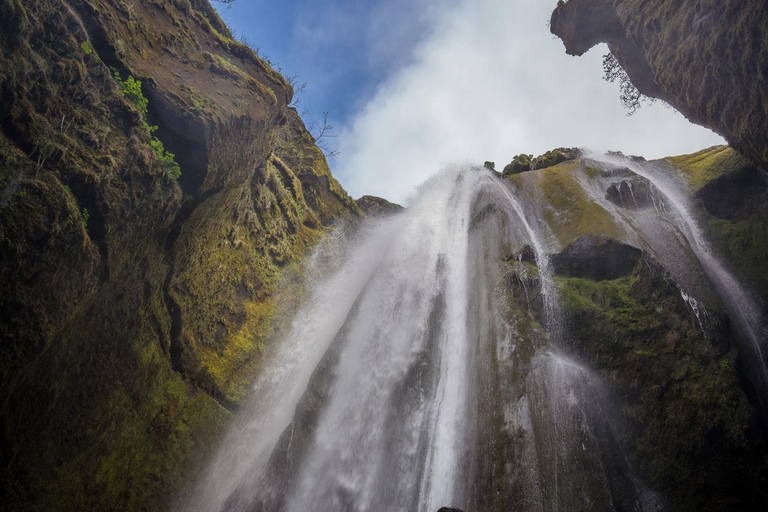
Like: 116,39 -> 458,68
605,177 -> 658,209
437,508 -> 466,512
357,195 -> 404,217
695,166 -> 768,221
511,244 -> 537,265
551,235 -> 641,280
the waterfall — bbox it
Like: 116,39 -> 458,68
181,155 -> 762,512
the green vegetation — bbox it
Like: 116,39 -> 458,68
515,161 -> 624,246
483,161 -> 496,170
79,41 -> 93,55
556,263 -> 764,511
149,138 -> 181,181
112,70 -> 181,181
502,153 -> 533,176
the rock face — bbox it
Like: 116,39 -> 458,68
605,176 -> 658,209
357,195 -> 404,217
0,0 -> 357,510
550,0 -> 768,171
551,235 -> 641,280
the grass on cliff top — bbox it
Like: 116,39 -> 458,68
664,145 -> 746,190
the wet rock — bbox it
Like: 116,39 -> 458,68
511,244 -> 537,265
551,235 -> 641,280
437,508 -> 466,512
605,177 -> 656,209
357,195 -> 404,217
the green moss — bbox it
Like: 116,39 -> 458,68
527,161 -> 624,246
80,41 -> 93,55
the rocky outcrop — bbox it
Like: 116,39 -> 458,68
357,195 -> 404,217
502,153 -> 532,176
550,0 -> 768,171
531,147 -> 581,170
551,235 -> 641,280
0,0 -> 357,510
605,176 -> 658,209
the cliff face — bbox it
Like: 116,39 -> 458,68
0,0 -> 357,510
551,0 -> 768,171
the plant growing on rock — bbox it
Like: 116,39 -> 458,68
602,53 -> 655,115
112,69 -> 181,180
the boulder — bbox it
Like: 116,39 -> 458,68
531,147 -> 581,170
605,177 -> 657,209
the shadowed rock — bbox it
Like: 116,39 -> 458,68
551,235 -> 641,280
695,166 -> 768,221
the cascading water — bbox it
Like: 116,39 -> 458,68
182,153 -> 764,512
180,165 -> 661,512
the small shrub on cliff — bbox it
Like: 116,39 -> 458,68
113,70 -> 149,120
112,69 -> 181,181
149,138 -> 181,181
602,53 -> 656,115
484,161 -> 496,170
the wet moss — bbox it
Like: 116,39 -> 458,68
536,161 -> 625,246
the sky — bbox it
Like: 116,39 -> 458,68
215,0 -> 724,204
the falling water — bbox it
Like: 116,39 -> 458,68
180,165 -> 662,512
585,152 -> 768,413
182,151 -> 767,512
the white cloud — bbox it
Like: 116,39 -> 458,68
333,0 -> 724,204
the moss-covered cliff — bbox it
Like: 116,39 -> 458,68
0,0 -> 358,510
550,0 -> 768,172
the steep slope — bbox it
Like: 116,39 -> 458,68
0,0 -> 357,510
550,0 -> 768,171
